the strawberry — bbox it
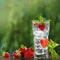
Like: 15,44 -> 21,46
26,48 -> 34,52
19,48 -> 26,57
40,38 -> 48,48
13,50 -> 21,58
3,52 -> 10,58
38,23 -> 45,31
24,48 -> 34,59
13,52 -> 19,58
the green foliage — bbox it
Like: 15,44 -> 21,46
50,49 -> 58,59
48,39 -> 59,49
48,39 -> 59,59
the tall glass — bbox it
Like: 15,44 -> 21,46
32,21 -> 50,60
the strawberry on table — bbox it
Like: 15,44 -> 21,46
19,48 -> 26,57
24,48 -> 34,59
19,45 -> 27,57
3,52 -> 10,58
13,50 -> 21,58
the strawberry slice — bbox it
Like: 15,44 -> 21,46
38,23 -> 45,31
40,38 -> 48,48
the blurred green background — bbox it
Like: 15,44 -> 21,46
0,0 -> 60,55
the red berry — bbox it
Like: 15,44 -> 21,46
40,38 -> 48,48
27,48 -> 34,52
3,52 -> 10,58
19,48 -> 26,55
24,48 -> 34,59
13,52 -> 19,58
13,50 -> 21,58
38,23 -> 45,31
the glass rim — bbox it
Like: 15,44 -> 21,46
32,21 -> 50,23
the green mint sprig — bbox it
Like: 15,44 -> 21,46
39,16 -> 44,23
48,39 -> 59,59
33,16 -> 51,23
39,16 -> 51,23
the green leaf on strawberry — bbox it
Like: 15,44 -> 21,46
13,50 -> 21,58
20,44 -> 25,48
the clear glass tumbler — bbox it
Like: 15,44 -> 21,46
32,21 -> 50,60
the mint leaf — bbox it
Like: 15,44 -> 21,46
48,39 -> 59,49
48,39 -> 59,59
51,49 -> 58,59
39,16 -> 43,23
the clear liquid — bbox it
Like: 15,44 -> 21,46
32,21 -> 50,59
